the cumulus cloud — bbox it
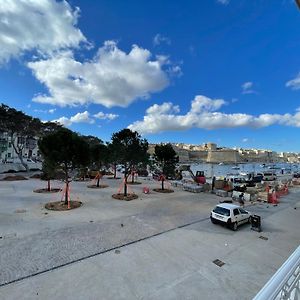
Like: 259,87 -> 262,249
241,81 -> 256,94
0,0 -> 86,64
128,95 -> 295,134
28,41 -> 173,108
286,73 -> 300,90
153,34 -> 171,46
53,111 -> 94,126
94,111 -> 119,120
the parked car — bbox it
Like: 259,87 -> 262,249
263,172 -> 277,181
210,203 -> 251,231
137,169 -> 149,177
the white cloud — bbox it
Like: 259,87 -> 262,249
286,73 -> 300,90
241,81 -> 256,94
153,34 -> 171,46
190,95 -> 226,113
33,108 -> 56,114
217,0 -> 230,5
146,102 -> 180,115
128,95 -> 295,134
242,138 -> 249,143
28,41 -> 173,108
53,116 -> 72,127
94,112 -> 119,120
70,111 -> 94,123
0,0 -> 86,64
53,111 -> 94,126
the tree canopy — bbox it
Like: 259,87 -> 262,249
110,128 -> 148,195
38,128 -> 90,204
154,143 -> 179,178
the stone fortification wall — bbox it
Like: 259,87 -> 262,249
188,150 -> 208,162
207,150 -> 241,163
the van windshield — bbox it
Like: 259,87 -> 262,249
213,206 -> 230,216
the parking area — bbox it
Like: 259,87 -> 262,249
0,174 -> 300,299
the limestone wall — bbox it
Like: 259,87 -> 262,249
207,149 -> 241,163
188,150 -> 208,162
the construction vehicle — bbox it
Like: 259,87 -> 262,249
177,165 -> 206,184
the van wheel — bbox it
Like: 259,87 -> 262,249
211,218 -> 217,224
232,222 -> 238,231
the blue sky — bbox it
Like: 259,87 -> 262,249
1,0 -> 300,151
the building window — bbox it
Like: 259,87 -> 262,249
8,142 -> 12,148
7,153 -> 11,158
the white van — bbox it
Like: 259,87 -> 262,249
263,172 -> 276,181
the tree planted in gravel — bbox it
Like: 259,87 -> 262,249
107,142 -> 121,179
38,128 -> 89,204
110,129 -> 148,196
90,142 -> 109,186
154,143 -> 179,190
41,159 -> 57,191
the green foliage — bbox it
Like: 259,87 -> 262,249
38,128 -> 90,176
90,143 -> 109,170
111,129 -> 149,173
0,104 -> 41,137
41,159 -> 57,181
38,128 -> 90,204
110,129 -> 148,195
154,143 -> 179,178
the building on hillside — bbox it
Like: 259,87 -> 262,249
0,132 -> 40,163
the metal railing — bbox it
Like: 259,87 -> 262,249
253,245 -> 300,300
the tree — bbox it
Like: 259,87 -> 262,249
38,128 -> 89,204
89,143 -> 109,186
110,129 -> 148,196
154,143 -> 179,190
107,142 -> 121,179
41,159 -> 57,191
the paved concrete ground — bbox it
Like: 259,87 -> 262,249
0,174 -> 300,299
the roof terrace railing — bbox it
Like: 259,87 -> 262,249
253,245 -> 300,300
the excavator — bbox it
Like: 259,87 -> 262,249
176,165 -> 206,184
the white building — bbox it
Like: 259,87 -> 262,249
0,132 -> 40,163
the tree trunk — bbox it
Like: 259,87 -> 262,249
124,170 -> 128,196
131,170 -> 134,183
18,153 -> 29,172
97,176 -> 100,187
65,181 -> 69,205
11,136 -> 29,172
64,168 -> 69,205
47,179 -> 51,191
161,179 -> 165,190
113,163 -> 117,179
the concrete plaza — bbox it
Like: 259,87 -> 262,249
0,174 -> 299,299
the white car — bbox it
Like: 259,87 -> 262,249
263,172 -> 277,181
210,203 -> 251,231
